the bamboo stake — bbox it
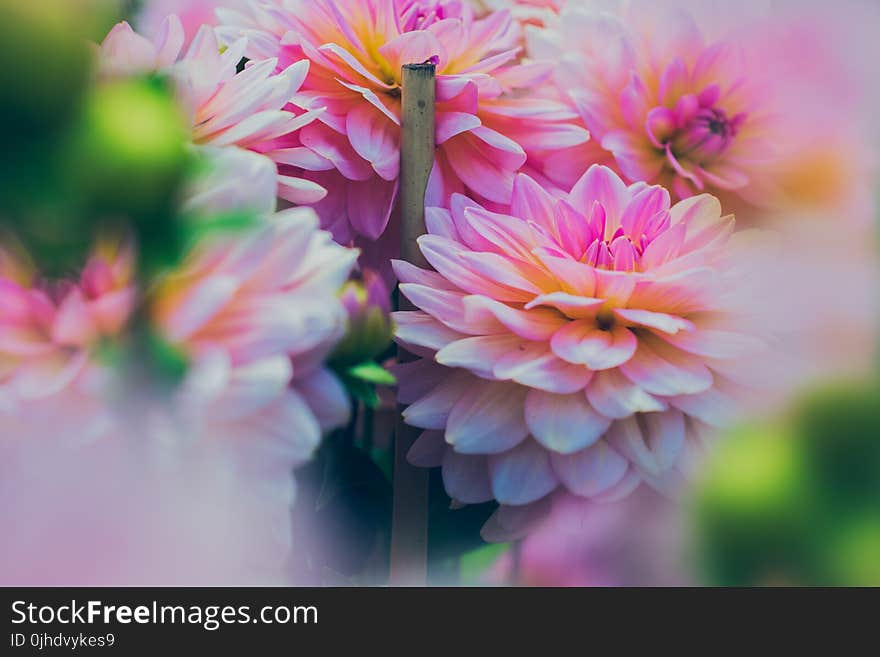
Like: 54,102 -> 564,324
389,62 -> 436,586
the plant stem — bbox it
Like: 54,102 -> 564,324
389,62 -> 435,586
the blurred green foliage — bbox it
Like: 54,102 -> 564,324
0,0 -> 190,278
696,382 -> 880,586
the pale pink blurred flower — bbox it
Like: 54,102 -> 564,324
0,240 -> 135,410
217,0 -> 588,254
0,212 -> 359,584
527,3 -> 773,203
152,207 -> 357,446
98,16 -> 184,76
137,0 -> 249,49
394,165 -> 767,539
485,489 -> 690,586
99,16 -> 326,209
478,0 -> 562,28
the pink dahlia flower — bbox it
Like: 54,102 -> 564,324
99,17 -> 326,207
478,0 -> 562,28
0,240 -> 134,409
217,0 -> 587,249
394,165 -> 766,537
152,207 -> 357,441
137,0 -> 250,50
526,4 -> 771,202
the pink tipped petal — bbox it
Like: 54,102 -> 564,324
442,451 -> 494,504
569,165 -> 628,225
345,104 -> 400,181
525,389 -> 612,454
585,369 -> 668,419
524,293 -> 604,319
407,430 -> 447,468
462,296 -> 565,341
404,370 -> 471,430
620,335 -> 714,396
446,382 -> 529,454
550,321 -> 637,370
550,441 -> 629,497
613,308 -> 695,334
436,335 -> 521,379
488,440 -> 558,505
608,411 -> 686,477
493,342 -> 593,393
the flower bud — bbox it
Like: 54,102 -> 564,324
332,270 -> 394,367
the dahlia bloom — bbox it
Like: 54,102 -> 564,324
478,0 -> 562,28
217,0 -> 587,248
394,165 -> 766,537
137,0 -> 249,49
99,17 -> 326,207
152,207 -> 357,446
0,240 -> 134,410
527,4 -> 771,202
1,211 -> 358,582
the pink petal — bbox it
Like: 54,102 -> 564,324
493,342 -> 593,394
442,451 -> 494,504
619,335 -> 714,396
488,439 -> 558,505
550,441 -> 629,497
393,311 -> 465,353
404,371 -> 471,430
345,104 -> 400,181
462,296 -> 566,341
407,430 -> 446,468
525,389 -> 611,454
568,165 -> 628,225
435,111 -> 482,145
550,321 -> 637,369
436,335 -> 521,379
585,368 -> 668,419
607,411 -> 686,476
524,292 -> 604,319
346,176 -> 398,239
446,381 -> 529,454
613,308 -> 695,335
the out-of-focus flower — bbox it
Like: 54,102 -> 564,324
528,1 -> 880,227
98,15 -> 185,77
527,4 -> 771,202
394,165 -> 767,539
478,0 -> 562,28
0,239 -> 135,410
137,0 -> 249,50
98,17 -> 326,210
217,0 -> 588,255
152,207 -> 357,445
485,489 -> 690,586
0,210 -> 358,584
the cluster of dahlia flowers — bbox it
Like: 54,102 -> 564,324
2,0 -> 876,579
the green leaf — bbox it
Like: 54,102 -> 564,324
345,376 -> 381,409
347,361 -> 396,386
460,543 -> 510,584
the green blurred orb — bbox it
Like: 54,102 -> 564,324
694,423 -> 813,585
695,381 -> 880,585
68,76 -> 190,218
795,382 -> 880,508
